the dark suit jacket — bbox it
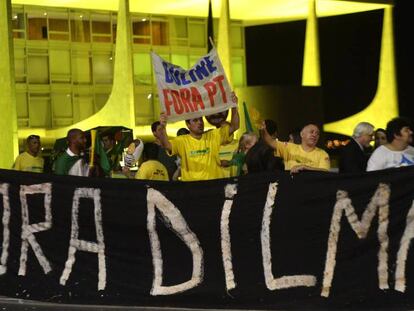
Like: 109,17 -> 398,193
338,139 -> 369,173
245,139 -> 284,173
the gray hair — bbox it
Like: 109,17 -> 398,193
352,122 -> 374,138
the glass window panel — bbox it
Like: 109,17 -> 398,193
16,92 -> 29,124
92,54 -> 113,84
29,95 -> 51,128
12,11 -> 25,38
92,17 -> 111,34
231,56 -> 245,87
70,12 -> 90,42
230,25 -> 243,49
133,53 -> 152,85
14,48 -> 26,82
135,91 -> 154,125
132,16 -> 150,44
52,93 -> 73,127
50,50 -> 71,82
152,20 -> 169,46
91,13 -> 111,43
49,11 -> 69,32
27,11 -> 48,40
132,16 -> 150,36
27,55 -> 49,84
72,53 -> 92,84
189,23 -> 205,48
13,31 -> 25,39
74,95 -> 94,120
170,17 -> 188,46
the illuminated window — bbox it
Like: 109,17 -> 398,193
230,22 -> 244,49
189,18 -> 206,48
170,17 -> 188,46
16,92 -> 29,128
72,51 -> 92,84
27,49 -> 49,84
132,15 -> 150,44
50,50 -> 71,83
231,56 -> 245,87
91,13 -> 112,43
49,10 -> 69,41
12,8 -> 25,39
92,52 -> 114,84
27,10 -> 48,40
152,17 -> 169,46
52,93 -> 73,127
133,53 -> 152,85
70,11 -> 90,42
14,48 -> 26,83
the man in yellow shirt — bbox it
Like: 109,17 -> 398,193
262,123 -> 330,173
13,135 -> 44,173
136,143 -> 169,181
158,93 -> 240,181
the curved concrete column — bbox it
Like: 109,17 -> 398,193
217,0 -> 232,85
0,0 -> 19,168
302,0 -> 321,86
44,0 -> 135,139
324,6 -> 398,136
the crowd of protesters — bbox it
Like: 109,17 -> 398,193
12,93 -> 414,181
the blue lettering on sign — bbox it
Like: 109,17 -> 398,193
163,55 -> 218,86
163,62 -> 173,83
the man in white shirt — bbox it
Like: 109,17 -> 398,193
367,117 -> 414,171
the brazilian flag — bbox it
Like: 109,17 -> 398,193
91,131 -> 111,175
243,101 -> 254,132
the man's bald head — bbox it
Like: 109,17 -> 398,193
66,128 -> 86,154
300,124 -> 320,148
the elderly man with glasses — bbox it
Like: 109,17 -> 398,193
13,135 -> 44,173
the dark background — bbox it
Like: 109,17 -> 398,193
245,0 -> 413,123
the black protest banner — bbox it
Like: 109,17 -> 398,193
1,167 -> 414,309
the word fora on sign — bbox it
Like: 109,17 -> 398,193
162,75 -> 227,117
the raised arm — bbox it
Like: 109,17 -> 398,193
228,92 -> 240,136
260,121 -> 277,150
157,113 -> 172,152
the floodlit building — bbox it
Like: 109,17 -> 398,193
0,0 -> 395,168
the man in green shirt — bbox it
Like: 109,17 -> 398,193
54,128 -> 89,176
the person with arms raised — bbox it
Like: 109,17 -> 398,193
157,93 -> 239,181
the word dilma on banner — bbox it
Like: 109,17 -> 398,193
163,75 -> 228,116
163,56 -> 217,86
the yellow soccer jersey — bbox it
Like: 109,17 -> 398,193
169,125 -> 232,181
135,160 -> 169,181
275,141 -> 330,170
13,152 -> 44,173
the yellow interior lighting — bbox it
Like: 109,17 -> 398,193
12,0 -> 390,24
